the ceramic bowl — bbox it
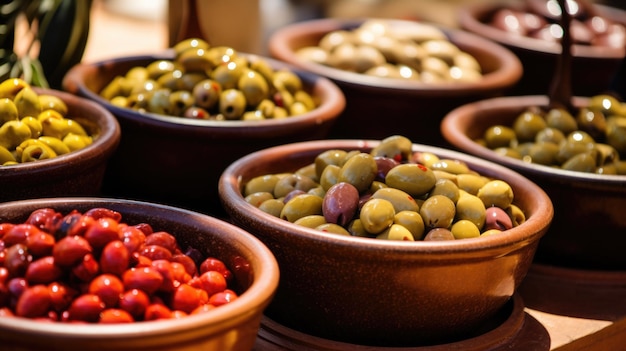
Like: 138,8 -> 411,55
62,53 -> 345,216
0,197 -> 279,351
218,139 -> 552,347
458,1 -> 626,96
0,88 -> 120,202
268,17 -> 523,146
441,94 -> 626,270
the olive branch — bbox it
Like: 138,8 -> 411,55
0,0 -> 92,89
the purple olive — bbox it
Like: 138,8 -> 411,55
322,182 -> 359,227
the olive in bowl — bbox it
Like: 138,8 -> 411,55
0,80 -> 120,202
0,197 -> 279,351
62,40 -> 345,215
441,94 -> 626,270
268,18 -> 523,146
457,0 -> 626,96
218,136 -> 552,347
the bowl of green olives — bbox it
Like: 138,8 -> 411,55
62,38 -> 345,215
218,136 -> 553,347
441,94 -> 626,270
268,18 -> 523,146
458,0 -> 626,96
0,197 -> 279,351
0,79 -> 120,202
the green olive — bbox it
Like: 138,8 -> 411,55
370,135 -> 413,161
376,223 -> 415,241
420,195 -> 456,229
562,151 -> 597,172
606,116 -> 626,154
245,174 -> 282,196
294,215 -> 327,229
173,38 -> 210,58
477,180 -> 513,208
245,191 -> 274,207
212,61 -> 245,90
429,158 -> 470,175
0,120 -> 33,149
337,152 -> 377,193
273,173 -> 318,198
14,86 -> 41,119
238,69 -> 269,107
0,78 -> 28,99
219,89 -> 246,120
146,60 -> 178,80
0,145 -> 16,164
577,107 -> 607,140
372,187 -> 419,213
258,198 -> 285,217
316,223 -> 351,236
37,136 -> 70,155
319,164 -> 341,191
455,192 -> 486,230
545,107 -> 578,135
0,98 -> 19,124
147,89 -> 171,115
456,173 -> 489,195
168,90 -> 195,117
385,163 -> 436,197
484,125 -> 516,149
176,47 -> 213,72
513,111 -> 547,142
62,133 -> 92,151
393,210 -> 425,240
359,198 -> 395,234
346,219 -> 373,238
429,178 -> 460,203
38,95 -> 68,116
451,219 -> 480,239
280,193 -> 323,223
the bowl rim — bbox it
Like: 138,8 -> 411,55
62,51 -> 346,135
0,88 -> 120,176
0,197 -> 280,341
218,139 -> 553,258
440,94 -> 626,186
457,2 -> 626,59
267,17 -> 524,94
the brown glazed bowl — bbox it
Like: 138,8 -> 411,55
218,139 -> 552,347
458,2 -> 626,96
62,53 -> 345,216
268,18 -> 523,147
0,197 -> 279,351
441,95 -> 626,270
0,88 -> 120,202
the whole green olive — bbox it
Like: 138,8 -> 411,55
483,125 -> 516,149
258,198 -> 285,217
14,86 -> 41,119
337,152 -> 377,193
477,180 -> 514,209
545,107 -> 578,135
168,90 -> 195,117
280,193 -> 323,223
429,178 -> 460,203
385,163 -> 436,197
393,210 -> 425,240
238,70 -> 269,107
359,198 -> 395,234
451,219 -> 480,239
294,215 -> 328,229
219,89 -> 246,120
513,111 -> 547,142
420,195 -> 456,229
455,192 -> 486,230
371,187 -> 419,213
0,98 -> 19,124
376,224 -> 415,241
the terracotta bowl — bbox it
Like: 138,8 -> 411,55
0,88 -> 120,202
441,95 -> 626,270
268,18 -> 523,147
458,2 -> 626,96
0,197 -> 279,351
218,139 -> 552,347
62,53 -> 345,216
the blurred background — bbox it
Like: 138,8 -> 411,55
85,0 -> 626,60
